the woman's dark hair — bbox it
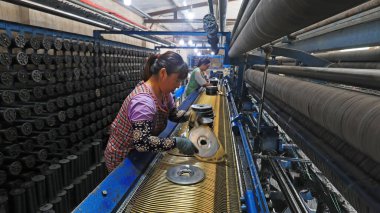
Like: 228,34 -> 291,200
142,51 -> 189,81
197,58 -> 211,67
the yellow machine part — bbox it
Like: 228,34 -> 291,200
123,89 -> 241,213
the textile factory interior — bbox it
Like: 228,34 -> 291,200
0,0 -> 379,212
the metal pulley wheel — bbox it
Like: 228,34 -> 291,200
0,72 -> 14,86
0,33 -> 11,48
16,52 -> 28,65
191,104 -> 212,112
53,38 -> 62,50
0,53 -> 12,66
14,34 -> 26,48
32,70 -> 42,83
188,126 -> 219,158
31,53 -> 42,65
29,36 -> 41,50
166,165 -> 205,185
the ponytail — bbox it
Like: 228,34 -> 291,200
142,54 -> 159,81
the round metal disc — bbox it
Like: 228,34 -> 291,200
16,52 -> 28,65
166,165 -> 205,185
191,104 -> 212,112
21,122 -> 33,136
0,72 -> 14,86
189,126 -> 219,158
1,91 -> 15,105
14,34 -> 26,48
31,70 -> 42,83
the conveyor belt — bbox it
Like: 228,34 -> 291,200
120,89 -> 241,213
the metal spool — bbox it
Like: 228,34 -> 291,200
32,87 -> 44,99
166,165 -> 205,185
65,55 -> 72,64
72,42 -> 79,52
53,38 -> 62,50
33,104 -> 44,115
42,37 -> 52,50
37,149 -> 48,161
19,107 -> 32,119
87,42 -> 94,52
0,33 -> 11,48
29,36 -> 41,50
14,34 -> 26,48
31,70 -> 42,83
43,70 -> 53,81
18,89 -> 30,102
46,100 -> 57,113
56,97 -> 65,109
46,115 -> 56,127
47,129 -> 57,141
4,144 -> 21,157
56,83 -> 65,95
8,161 -> 22,176
35,133 -> 47,144
20,122 -> 33,136
3,127 -> 17,141
0,53 -> 12,66
34,119 -> 45,130
189,126 -> 219,158
206,86 -> 218,96
65,82 -> 74,93
63,40 -> 71,51
43,54 -> 52,65
0,72 -> 14,86
1,91 -> 15,105
31,53 -> 42,65
191,104 -> 213,112
45,85 -> 56,97
17,70 -> 29,83
210,78 -> 219,86
22,155 -> 36,169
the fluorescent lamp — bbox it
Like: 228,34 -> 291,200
123,0 -> 132,6
179,39 -> 185,46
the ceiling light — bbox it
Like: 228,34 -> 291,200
197,52 -> 201,56
123,0 -> 132,6
183,1 -> 187,6
188,40 -> 194,46
211,51 -> 215,55
179,39 -> 185,46
194,48 -> 198,53
186,11 -> 194,20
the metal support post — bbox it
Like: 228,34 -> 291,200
256,46 -> 272,136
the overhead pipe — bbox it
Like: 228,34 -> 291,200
218,0 -> 227,32
330,62 -> 380,69
314,47 -> 380,62
228,0 -> 365,58
269,0 -> 380,46
231,0 -> 249,36
253,64 -> 380,90
244,70 -> 380,164
208,0 -> 214,15
230,0 -> 260,46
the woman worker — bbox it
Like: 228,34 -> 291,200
185,58 -> 212,96
105,51 -> 198,172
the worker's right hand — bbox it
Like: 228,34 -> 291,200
174,137 -> 199,155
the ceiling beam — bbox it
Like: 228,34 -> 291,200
144,19 -> 236,24
148,2 -> 208,16
148,0 -> 236,16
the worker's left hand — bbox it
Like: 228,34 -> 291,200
169,108 -> 190,123
176,110 -> 190,122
